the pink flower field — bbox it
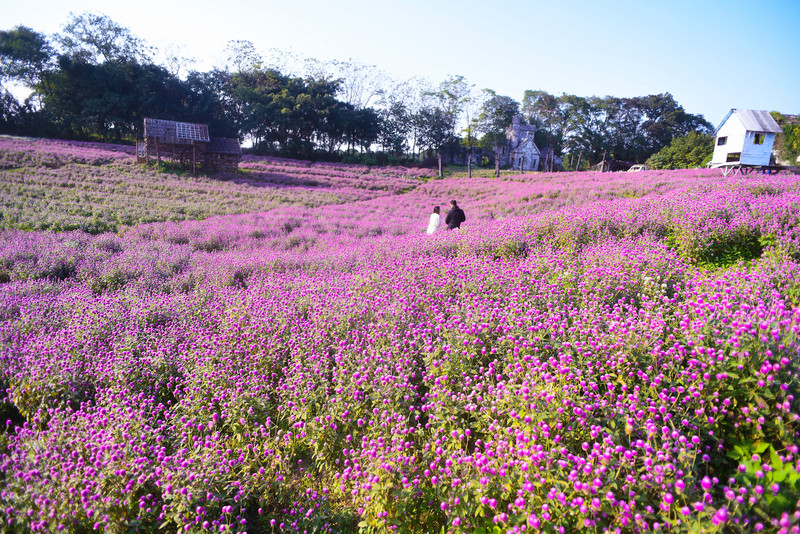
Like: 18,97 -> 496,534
1,138 -> 799,533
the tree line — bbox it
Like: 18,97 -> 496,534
1,12 -> 720,169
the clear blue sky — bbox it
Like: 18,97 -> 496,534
4,0 -> 799,126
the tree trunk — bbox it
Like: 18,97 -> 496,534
467,149 -> 472,178
576,151 -> 582,171
495,151 -> 500,177
438,152 -> 442,178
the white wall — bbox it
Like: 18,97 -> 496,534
740,131 -> 775,165
712,119 -> 745,165
712,116 -> 776,166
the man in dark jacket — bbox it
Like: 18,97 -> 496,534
444,200 -> 466,230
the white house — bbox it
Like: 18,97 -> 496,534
711,109 -> 782,168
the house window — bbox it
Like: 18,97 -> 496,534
717,136 -> 727,146
754,133 -> 765,145
726,152 -> 741,163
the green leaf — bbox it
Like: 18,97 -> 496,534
770,446 -> 783,471
754,442 -> 769,454
727,445 -> 744,460
773,493 -> 792,513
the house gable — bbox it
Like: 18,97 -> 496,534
712,109 -> 780,167
510,137 -> 541,157
503,115 -> 542,171
509,137 -> 541,171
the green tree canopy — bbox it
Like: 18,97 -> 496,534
645,131 -> 713,169
58,12 -> 151,64
771,112 -> 800,165
477,90 -> 519,136
0,25 -> 54,88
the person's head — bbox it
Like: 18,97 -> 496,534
450,200 -> 458,207
433,206 -> 440,214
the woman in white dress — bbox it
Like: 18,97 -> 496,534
426,206 -> 441,235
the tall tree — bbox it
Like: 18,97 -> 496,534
424,75 -> 472,176
460,84 -> 480,177
378,78 -> 431,157
478,90 -> 519,134
522,90 -> 564,170
0,88 -> 24,133
416,106 -> 455,177
430,75 -> 471,138
645,132 -> 713,169
377,99 -> 411,156
155,42 -> 195,79
58,12 -> 151,64
601,96 -> 645,162
225,40 -> 262,73
183,69 -> 239,138
330,59 -> 385,110
638,93 -> 711,156
231,66 -> 344,157
0,26 -> 54,91
477,90 -> 519,176
559,94 -> 603,164
41,57 -> 190,140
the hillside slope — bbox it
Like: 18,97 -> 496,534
1,138 -> 799,533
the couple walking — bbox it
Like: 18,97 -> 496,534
426,200 -> 466,234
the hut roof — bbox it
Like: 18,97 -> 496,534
207,137 -> 242,155
144,118 -> 210,142
714,109 -> 782,136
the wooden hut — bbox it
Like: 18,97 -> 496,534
206,137 -> 243,171
137,118 -> 241,173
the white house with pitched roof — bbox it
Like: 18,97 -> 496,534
711,109 -> 782,168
